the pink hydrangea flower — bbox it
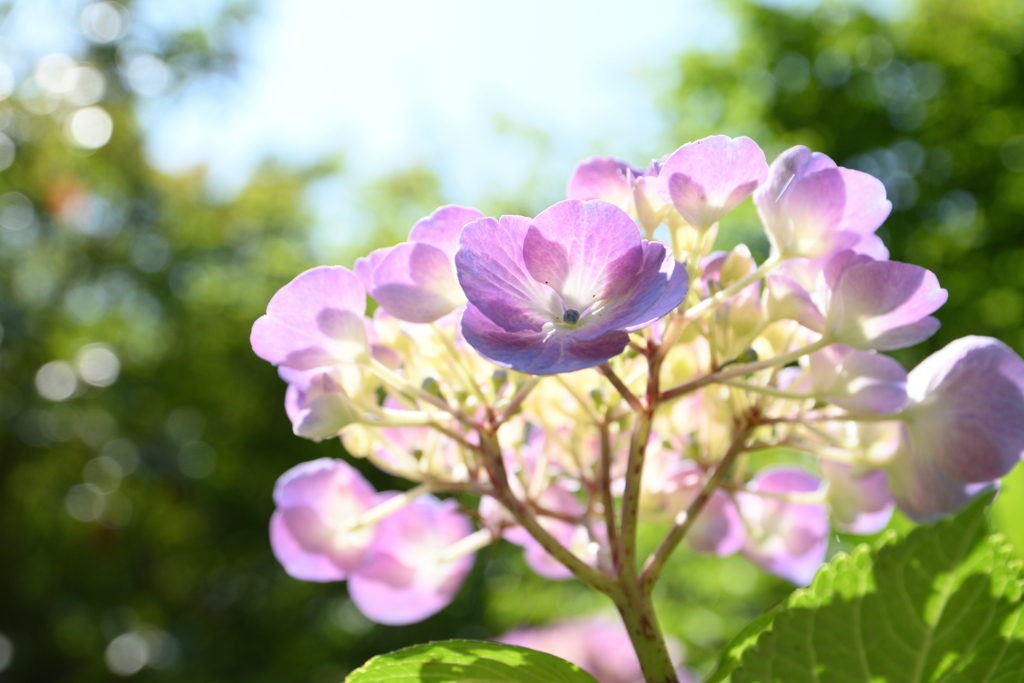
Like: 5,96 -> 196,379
567,157 -> 667,234
765,249 -> 947,351
280,368 -> 360,441
270,458 -> 380,582
902,336 -> 1024,482
656,135 -> 769,232
755,145 -> 891,259
348,494 -> 476,625
807,345 -> 907,413
822,250 -> 947,350
736,468 -> 829,585
270,458 -> 477,624
355,205 -> 484,323
251,266 -> 370,371
885,336 -> 1024,521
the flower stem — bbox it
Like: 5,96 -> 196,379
598,415 -> 620,570
366,357 -> 479,428
497,376 -> 541,425
659,337 -> 831,403
477,429 -> 617,594
599,363 -> 644,413
618,409 -> 652,575
612,583 -> 679,683
354,483 -> 432,529
437,528 -> 495,564
641,418 -> 755,590
682,253 -> 782,323
719,379 -> 815,401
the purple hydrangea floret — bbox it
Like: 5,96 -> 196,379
455,199 -> 689,375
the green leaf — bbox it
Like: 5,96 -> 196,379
710,494 -> 1024,682
705,605 -> 783,683
344,639 -> 599,683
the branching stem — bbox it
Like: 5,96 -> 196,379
660,337 -> 831,403
641,417 -> 756,590
599,363 -> 644,414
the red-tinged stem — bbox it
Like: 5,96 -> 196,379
477,428 -> 617,594
599,363 -> 644,414
599,415 -> 620,571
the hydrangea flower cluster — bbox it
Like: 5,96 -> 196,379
251,135 -> 1024,683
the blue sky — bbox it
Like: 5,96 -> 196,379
139,0 -> 746,250
143,0 -> 734,195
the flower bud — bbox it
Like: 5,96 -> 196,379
491,369 -> 509,395
420,376 -> 444,400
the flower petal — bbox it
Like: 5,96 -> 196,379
348,496 -> 475,625
739,468 -> 829,586
688,490 -> 746,556
820,461 -> 894,535
657,135 -> 768,231
836,168 -> 892,238
622,243 -> 689,332
575,241 -> 687,339
826,258 -> 947,350
270,510 -> 349,582
757,146 -> 889,259
904,336 -> 1024,483
885,427 -> 997,522
251,266 -> 368,369
457,216 -> 556,333
408,204 -> 485,259
764,273 -> 825,332
566,156 -> 639,205
781,168 -> 853,257
808,345 -> 908,413
284,375 -> 360,441
371,241 -> 466,323
354,247 -> 392,292
523,200 -> 644,308
270,459 -> 379,578
461,303 -> 628,375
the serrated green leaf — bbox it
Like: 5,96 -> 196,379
711,493 -> 1024,682
705,605 -> 783,683
344,639 -> 599,683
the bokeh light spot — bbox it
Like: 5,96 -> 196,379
67,106 -> 114,149
81,2 -> 130,44
65,484 -> 106,522
35,361 -> 78,401
104,632 -> 147,676
84,456 -> 124,494
0,633 -> 12,673
76,344 -> 121,387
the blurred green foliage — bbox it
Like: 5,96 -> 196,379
1,0 -> 1022,681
